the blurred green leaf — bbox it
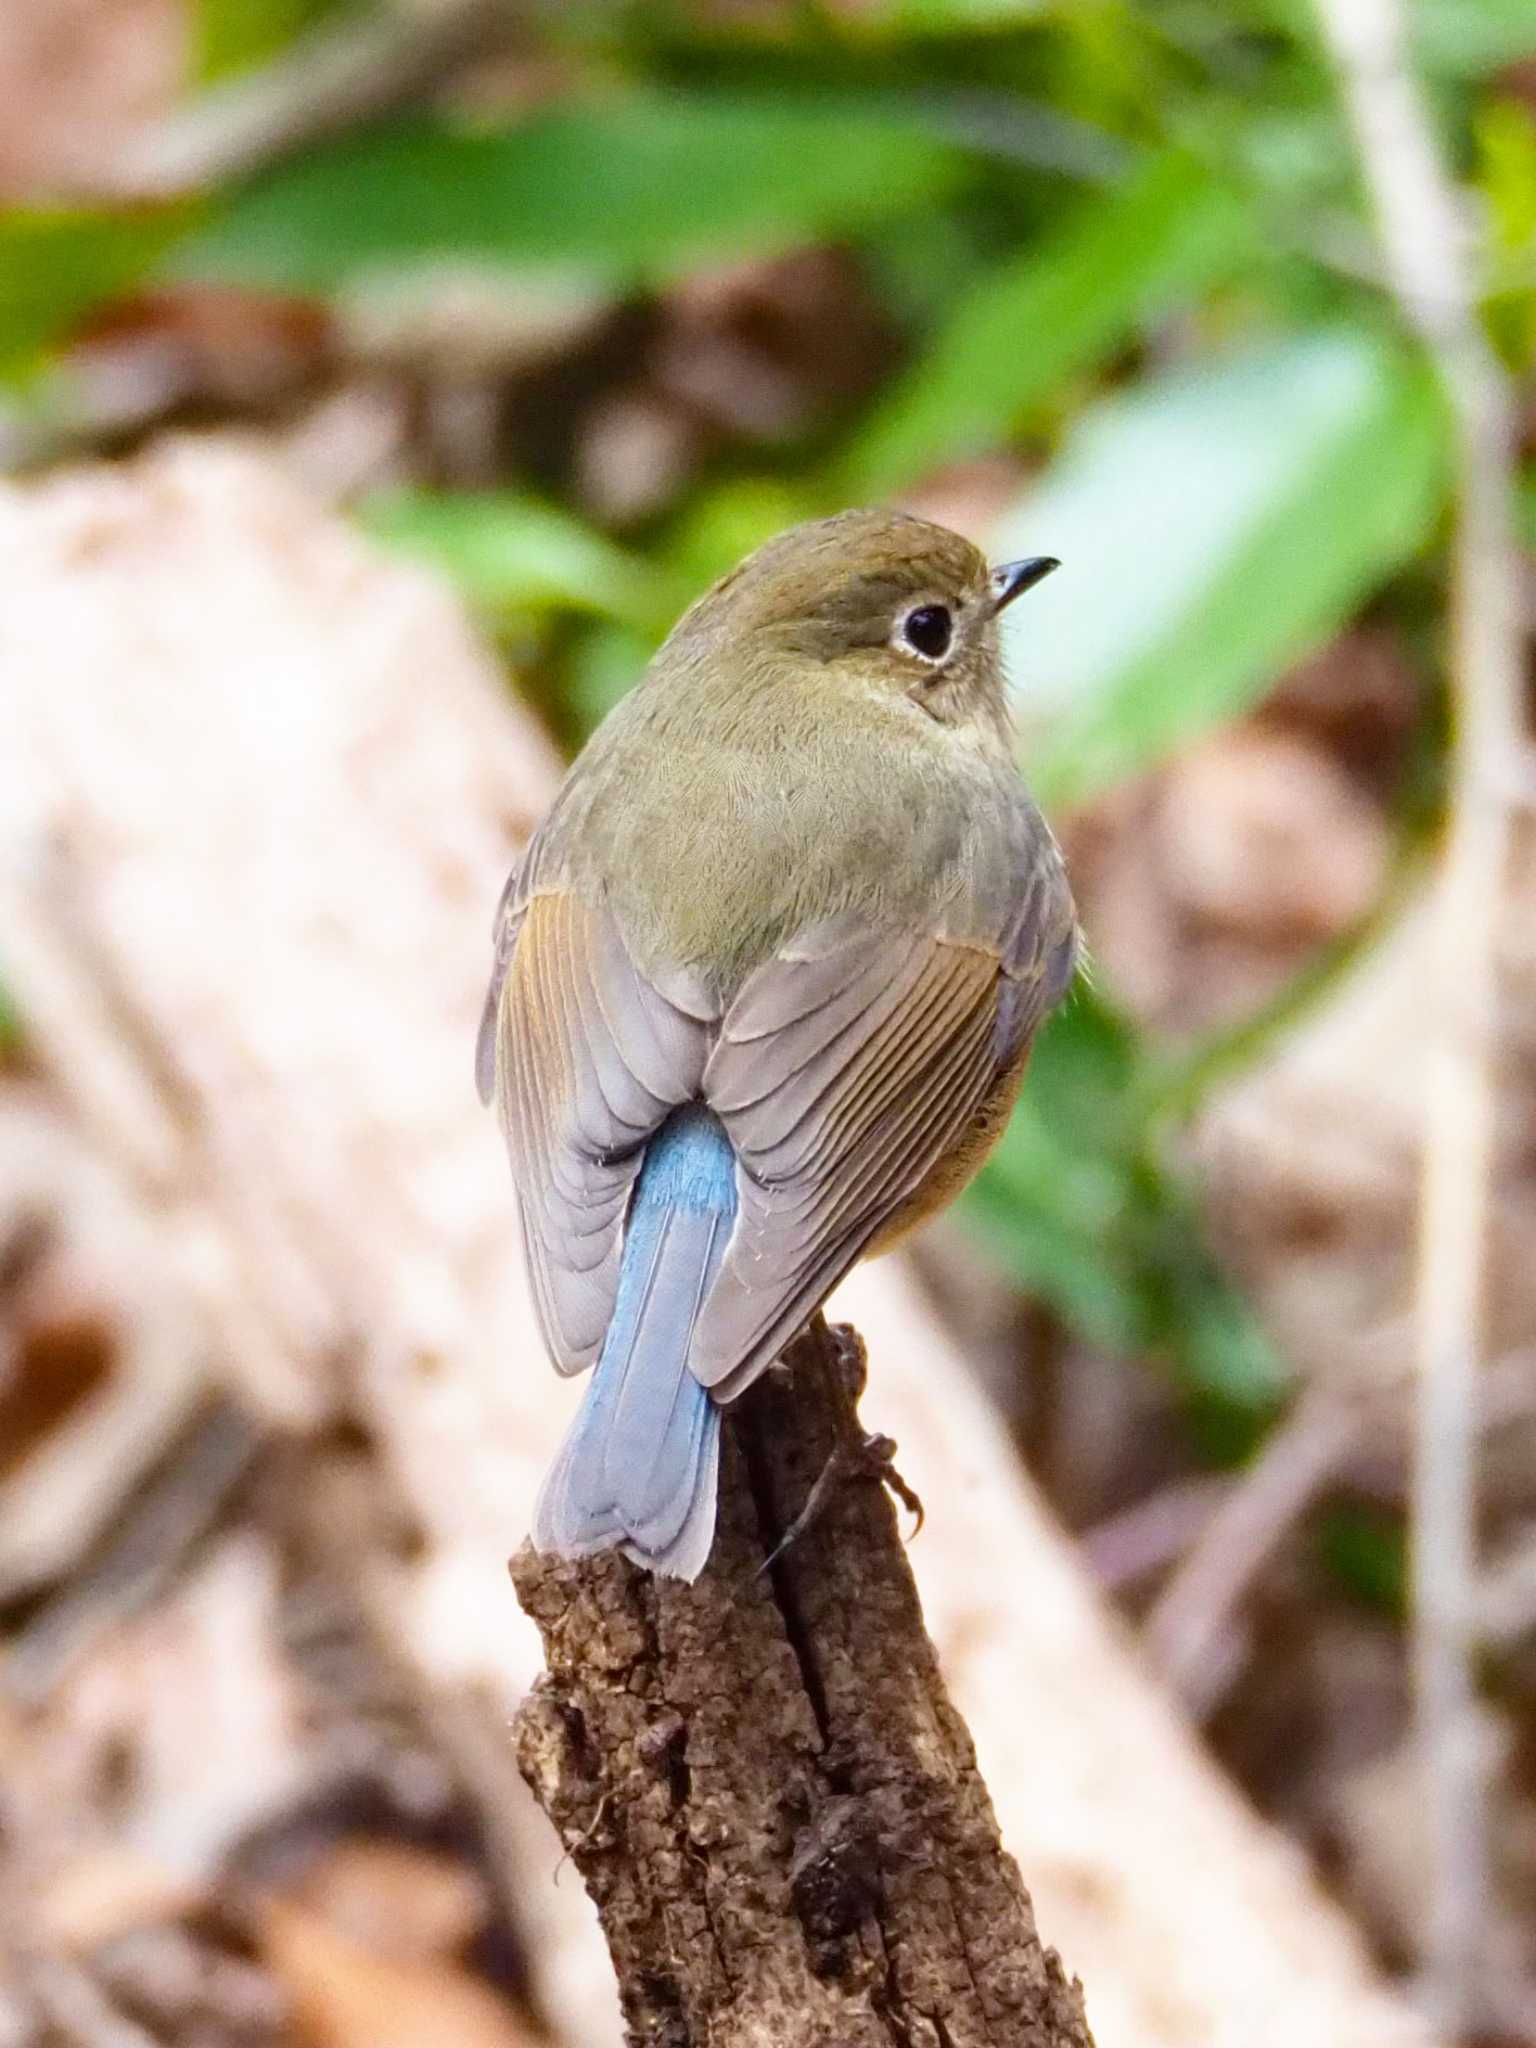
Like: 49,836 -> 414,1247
995,326 -> 1448,809
177,97 -> 962,293
566,619 -> 660,739
967,991 -> 1148,1355
967,984 -> 1288,1425
0,978 -> 21,1055
0,208 -> 189,375
1413,0 -> 1536,77
193,0 -> 352,82
552,480 -> 827,741
1318,1502 -> 1408,1617
1477,98 -> 1536,256
664,476 -> 825,601
1477,97 -> 1536,371
843,152 -> 1251,496
864,0 -> 1044,29
360,489 -> 683,633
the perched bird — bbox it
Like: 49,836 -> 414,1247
479,509 -> 1076,1579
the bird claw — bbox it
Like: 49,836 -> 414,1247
756,1427 -> 924,1577
859,1431 -> 925,1538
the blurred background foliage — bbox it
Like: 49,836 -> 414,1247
2,0 -> 1533,1562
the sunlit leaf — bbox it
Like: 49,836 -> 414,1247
1413,0 -> 1536,77
177,98 -> 962,293
996,326 -> 1448,810
192,0 -> 352,82
0,208 -> 189,375
843,152 -> 1251,496
865,0 -> 1044,28
0,978 -> 21,1055
1479,98 -> 1536,261
359,489 -> 682,633
1477,97 -> 1536,370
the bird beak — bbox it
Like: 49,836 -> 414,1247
987,556 -> 1060,616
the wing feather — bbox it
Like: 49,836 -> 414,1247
691,934 -> 1012,1396
487,889 -> 712,1374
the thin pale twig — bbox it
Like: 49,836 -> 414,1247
1313,0 -> 1527,2030
1079,1473 -> 1228,1593
112,0 -> 525,197
1142,1393 -> 1357,1718
1476,1529 -> 1536,1648
3,1398 -> 260,1708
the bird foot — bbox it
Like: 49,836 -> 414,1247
858,1431 -> 925,1536
757,1427 -> 924,1576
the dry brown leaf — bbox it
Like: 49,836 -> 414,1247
15,1532 -> 311,1899
285,1837 -> 488,1964
261,1898 -> 536,2048
35,1845 -> 201,1953
1065,726 -> 1389,1034
0,1095 -> 209,1600
1198,826 -> 1536,1396
1158,728 -> 1387,943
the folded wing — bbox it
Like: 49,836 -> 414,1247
690,895 -> 1070,1400
482,886 -> 714,1373
482,841 -> 1072,1396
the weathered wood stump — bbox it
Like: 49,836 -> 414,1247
514,1316 -> 1094,2048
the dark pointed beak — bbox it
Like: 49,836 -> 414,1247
987,555 -> 1060,616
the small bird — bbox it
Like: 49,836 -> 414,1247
479,510 -> 1076,1579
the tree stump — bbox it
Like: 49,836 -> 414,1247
513,1316 -> 1094,2048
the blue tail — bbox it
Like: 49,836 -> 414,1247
533,1105 -> 737,1581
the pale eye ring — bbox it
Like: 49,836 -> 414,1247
899,603 -> 953,662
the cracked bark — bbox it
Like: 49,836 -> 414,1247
512,1314 -> 1095,2048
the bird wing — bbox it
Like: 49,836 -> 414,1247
691,878 -> 1073,1401
481,881 -> 715,1375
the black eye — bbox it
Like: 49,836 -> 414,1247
900,604 -> 953,661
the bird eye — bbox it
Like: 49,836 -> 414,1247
900,603 -> 953,661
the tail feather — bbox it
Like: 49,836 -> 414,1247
533,1108 -> 736,1581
